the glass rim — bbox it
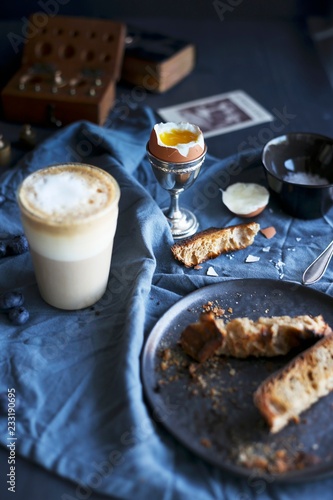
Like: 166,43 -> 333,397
17,163 -> 120,226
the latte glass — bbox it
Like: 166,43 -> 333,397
17,163 -> 120,310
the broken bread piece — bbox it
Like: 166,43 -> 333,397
171,222 -> 260,267
216,314 -> 332,358
253,332 -> 333,433
179,312 -> 223,362
180,312 -> 331,362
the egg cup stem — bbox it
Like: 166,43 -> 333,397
167,192 -> 181,218
146,145 -> 206,239
163,201 -> 199,239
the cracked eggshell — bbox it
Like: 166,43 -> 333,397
148,122 -> 205,163
221,182 -> 270,218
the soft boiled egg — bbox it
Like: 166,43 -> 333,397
148,122 -> 205,163
221,182 -> 270,217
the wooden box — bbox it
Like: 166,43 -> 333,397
121,27 -> 196,93
1,14 -> 126,126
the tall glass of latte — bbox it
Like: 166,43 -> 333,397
17,164 -> 120,310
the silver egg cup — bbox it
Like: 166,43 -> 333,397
147,144 -> 207,239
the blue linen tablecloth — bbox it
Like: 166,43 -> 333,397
1,105 -> 333,499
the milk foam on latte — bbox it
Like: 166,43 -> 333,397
17,164 -> 120,310
18,164 -> 119,262
22,167 -> 111,220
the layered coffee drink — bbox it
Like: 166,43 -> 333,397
17,164 -> 120,310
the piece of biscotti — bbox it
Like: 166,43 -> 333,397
171,222 -> 260,267
253,332 -> 333,433
180,312 -> 331,362
216,314 -> 332,358
180,312 -> 224,362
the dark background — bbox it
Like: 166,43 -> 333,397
0,0 -> 332,20
1,0 -> 333,163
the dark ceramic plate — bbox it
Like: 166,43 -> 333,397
141,278 -> 333,482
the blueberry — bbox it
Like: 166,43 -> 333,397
6,235 -> 29,256
0,194 -> 5,206
8,306 -> 29,325
0,291 -> 24,310
0,241 -> 6,258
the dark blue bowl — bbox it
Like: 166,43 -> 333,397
262,132 -> 333,219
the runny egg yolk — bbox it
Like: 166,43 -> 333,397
159,129 -> 199,146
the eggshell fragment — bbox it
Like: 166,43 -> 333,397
260,226 -> 276,239
245,255 -> 260,263
148,122 -> 205,163
221,183 -> 270,217
207,266 -> 219,276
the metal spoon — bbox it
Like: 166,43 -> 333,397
302,240 -> 333,285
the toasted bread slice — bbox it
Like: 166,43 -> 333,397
180,312 -> 331,362
171,222 -> 260,267
179,312 -> 223,363
216,314 -> 331,358
253,332 -> 333,433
